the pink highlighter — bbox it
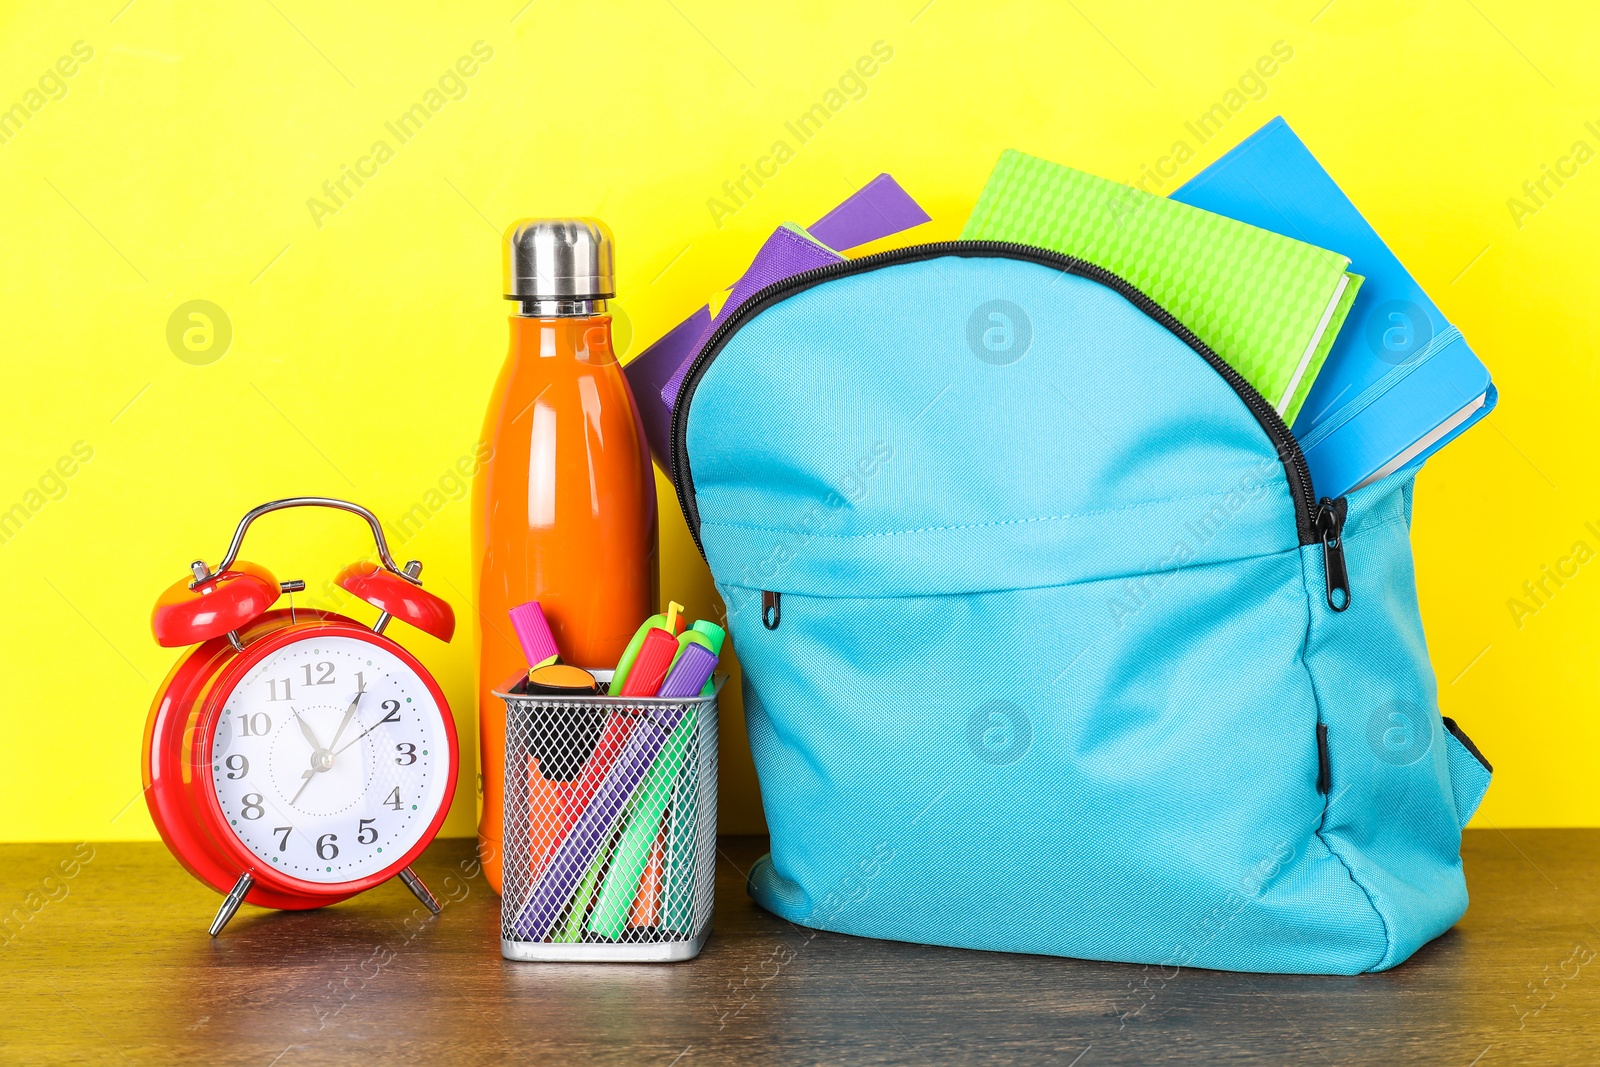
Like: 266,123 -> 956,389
508,601 -> 571,879
509,601 -> 561,672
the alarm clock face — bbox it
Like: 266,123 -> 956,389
209,635 -> 450,884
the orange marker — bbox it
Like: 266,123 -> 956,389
525,759 -> 568,879
628,822 -> 668,929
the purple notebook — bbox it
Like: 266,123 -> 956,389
657,226 -> 843,408
625,173 -> 930,469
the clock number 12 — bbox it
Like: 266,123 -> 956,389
300,661 -> 335,686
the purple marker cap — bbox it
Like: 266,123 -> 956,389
656,643 -> 718,699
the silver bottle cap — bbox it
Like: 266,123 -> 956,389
503,217 -> 616,302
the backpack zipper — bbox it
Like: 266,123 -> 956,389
669,239 -> 1328,563
1314,496 -> 1351,612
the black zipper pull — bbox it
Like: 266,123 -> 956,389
761,590 -> 781,630
1315,722 -> 1331,794
1314,497 -> 1350,612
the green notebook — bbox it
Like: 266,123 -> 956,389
962,150 -> 1362,424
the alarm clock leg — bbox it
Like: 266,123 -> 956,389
397,866 -> 441,915
208,872 -> 255,937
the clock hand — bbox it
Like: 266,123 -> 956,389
293,710 -> 328,755
331,715 -> 388,759
327,685 -> 366,752
290,769 -> 317,807
290,710 -> 336,808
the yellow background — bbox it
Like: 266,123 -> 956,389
2,0 -> 1594,842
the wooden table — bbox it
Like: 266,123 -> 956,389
4,831 -> 1596,1065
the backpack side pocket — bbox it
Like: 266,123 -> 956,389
1442,717 -> 1492,829
1299,471 -> 1471,972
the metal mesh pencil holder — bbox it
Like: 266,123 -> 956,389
495,670 -> 721,962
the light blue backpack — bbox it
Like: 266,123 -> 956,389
670,244 -> 1492,974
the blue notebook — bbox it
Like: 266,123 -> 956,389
1172,117 -> 1496,500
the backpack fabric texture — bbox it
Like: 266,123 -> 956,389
673,247 -> 1492,975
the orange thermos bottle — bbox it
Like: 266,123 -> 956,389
472,218 -> 658,891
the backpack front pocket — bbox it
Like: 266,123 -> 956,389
728,562 -> 1388,974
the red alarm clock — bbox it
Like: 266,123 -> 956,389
143,497 -> 459,936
